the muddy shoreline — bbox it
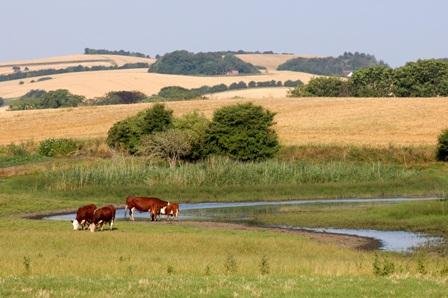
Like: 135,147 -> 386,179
25,207 -> 380,251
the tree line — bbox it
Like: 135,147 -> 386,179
0,63 -> 150,82
290,59 -> 448,97
149,50 -> 260,76
84,48 -> 150,58
278,52 -> 387,76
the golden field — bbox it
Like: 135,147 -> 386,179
0,69 -> 315,99
0,54 -> 155,75
236,53 -> 321,71
1,97 -> 447,146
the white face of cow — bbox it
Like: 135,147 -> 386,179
160,206 -> 167,215
72,219 -> 80,230
89,223 -> 96,232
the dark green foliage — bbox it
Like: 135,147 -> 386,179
284,80 -> 304,88
351,66 -> 394,97
290,77 -> 351,97
0,63 -> 149,82
278,52 -> 387,76
0,97 -> 4,107
36,77 -> 53,82
149,50 -> 260,75
174,111 -> 211,160
106,117 -> 143,154
84,48 -> 150,58
141,103 -> 173,134
38,138 -> 78,157
158,86 -> 202,100
9,89 -> 84,110
228,81 -> 247,90
436,129 -> 448,161
94,91 -> 147,105
107,104 -> 173,154
393,60 -> 448,97
205,103 -> 279,161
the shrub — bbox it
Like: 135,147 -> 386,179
106,104 -> 173,154
106,117 -> 143,154
290,77 -> 351,97
372,254 -> 395,276
141,103 -> 173,135
284,80 -> 304,88
0,97 -> 4,107
173,111 -> 210,160
139,129 -> 193,168
94,91 -> 147,105
9,89 -> 84,110
205,103 -> 279,161
393,60 -> 448,97
436,129 -> 448,161
38,138 -> 78,157
157,86 -> 201,100
351,65 -> 394,97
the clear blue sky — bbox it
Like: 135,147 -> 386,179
1,0 -> 446,66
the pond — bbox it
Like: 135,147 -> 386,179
44,197 -> 442,253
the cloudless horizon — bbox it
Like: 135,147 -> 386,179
0,0 -> 447,67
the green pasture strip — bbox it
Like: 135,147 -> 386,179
1,276 -> 447,298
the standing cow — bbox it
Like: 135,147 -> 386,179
72,204 -> 97,230
124,196 -> 169,221
89,205 -> 116,232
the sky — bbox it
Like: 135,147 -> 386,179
0,0 -> 447,66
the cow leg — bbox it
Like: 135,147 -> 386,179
131,207 -> 136,221
110,219 -> 114,230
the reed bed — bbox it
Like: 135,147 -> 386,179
43,156 -> 418,191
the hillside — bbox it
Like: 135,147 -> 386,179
0,69 -> 315,99
0,54 -> 155,75
237,54 -> 321,71
2,97 -> 447,146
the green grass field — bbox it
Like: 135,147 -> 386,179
1,144 -> 448,296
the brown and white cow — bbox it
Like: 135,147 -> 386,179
72,204 -> 97,230
89,205 -> 116,232
159,203 -> 180,221
124,196 -> 169,221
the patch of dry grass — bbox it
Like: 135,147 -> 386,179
1,97 -> 447,146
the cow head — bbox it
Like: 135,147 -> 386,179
89,223 -> 96,232
72,219 -> 81,230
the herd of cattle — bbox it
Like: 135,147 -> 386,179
71,196 -> 180,232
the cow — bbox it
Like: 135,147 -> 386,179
89,205 -> 116,232
159,203 -> 180,221
124,196 -> 169,221
72,204 -> 97,230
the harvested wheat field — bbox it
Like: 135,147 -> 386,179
0,69 -> 315,99
2,97 -> 448,146
237,54 -> 322,71
0,54 -> 155,75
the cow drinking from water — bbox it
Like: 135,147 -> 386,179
72,204 -> 97,230
124,196 -> 169,221
89,205 -> 116,232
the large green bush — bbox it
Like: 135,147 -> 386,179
290,77 -> 351,97
38,138 -> 78,157
350,65 -> 394,97
436,129 -> 448,161
393,60 -> 448,97
157,86 -> 202,100
205,103 -> 279,161
106,103 -> 173,154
